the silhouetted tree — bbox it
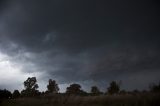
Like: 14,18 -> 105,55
79,90 -> 88,96
47,79 -> 59,93
21,77 -> 39,97
149,82 -> 160,93
66,84 -> 83,95
12,90 -> 20,98
107,81 -> 120,95
133,89 -> 140,93
0,89 -> 12,99
91,86 -> 101,95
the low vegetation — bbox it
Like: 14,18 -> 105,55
1,93 -> 160,106
0,77 -> 160,106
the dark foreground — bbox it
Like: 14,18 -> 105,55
1,93 -> 160,106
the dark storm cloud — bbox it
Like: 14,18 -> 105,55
0,0 -> 160,90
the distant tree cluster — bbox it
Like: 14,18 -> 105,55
12,90 -> 20,98
0,77 -> 160,100
150,82 -> 160,93
66,84 -> 87,95
107,81 -> 120,95
46,79 -> 59,94
0,89 -> 12,99
91,86 -> 102,96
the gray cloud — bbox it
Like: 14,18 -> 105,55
0,0 -> 160,91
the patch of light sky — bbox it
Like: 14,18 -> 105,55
0,51 -> 40,91
0,50 -> 70,92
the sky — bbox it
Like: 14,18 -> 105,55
0,0 -> 160,92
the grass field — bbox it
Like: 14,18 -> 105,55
1,93 -> 160,106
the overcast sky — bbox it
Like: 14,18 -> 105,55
0,0 -> 160,92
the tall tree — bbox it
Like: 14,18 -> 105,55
12,90 -> 20,98
107,81 -> 120,95
21,77 -> 39,97
66,84 -> 82,95
91,86 -> 101,95
47,79 -> 59,93
24,77 -> 38,90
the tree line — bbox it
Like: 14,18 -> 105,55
0,77 -> 160,100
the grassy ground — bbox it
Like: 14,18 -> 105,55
1,93 -> 160,106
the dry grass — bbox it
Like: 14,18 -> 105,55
1,93 -> 160,106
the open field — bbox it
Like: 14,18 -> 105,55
1,93 -> 160,106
